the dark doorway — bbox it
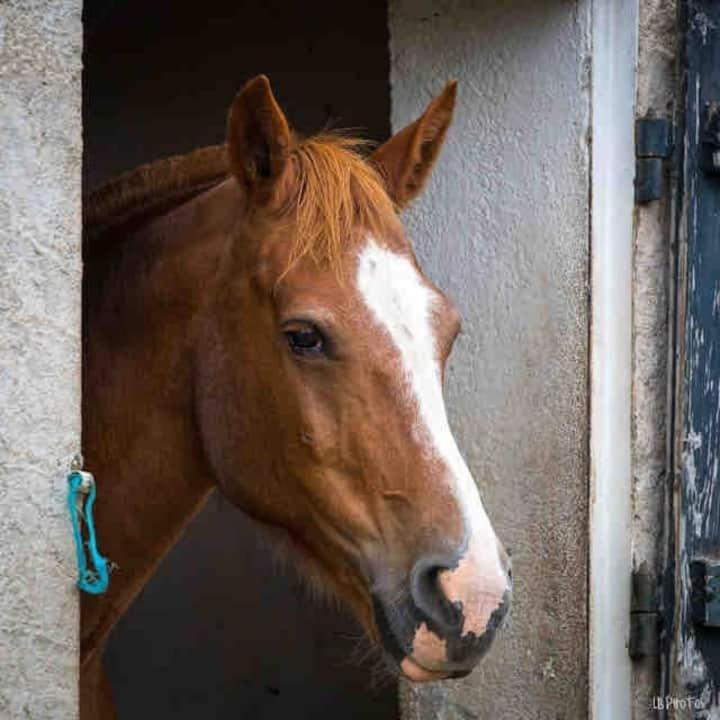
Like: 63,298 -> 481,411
83,2 -> 396,717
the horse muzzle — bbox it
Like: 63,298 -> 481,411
372,541 -> 512,681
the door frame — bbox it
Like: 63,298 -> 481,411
589,1 -> 639,718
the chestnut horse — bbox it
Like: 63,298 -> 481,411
81,75 -> 511,719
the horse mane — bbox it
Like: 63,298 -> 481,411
84,144 -> 230,242
84,133 -> 398,270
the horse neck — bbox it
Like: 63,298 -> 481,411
81,179 -> 239,660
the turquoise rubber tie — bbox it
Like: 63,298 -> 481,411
67,470 -> 109,595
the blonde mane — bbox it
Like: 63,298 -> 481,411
84,134 -> 398,270
287,134 -> 398,273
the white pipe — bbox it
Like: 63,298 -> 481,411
590,0 -> 638,718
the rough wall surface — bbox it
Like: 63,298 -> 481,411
632,1 -> 676,717
0,2 -> 82,718
389,1 -> 591,717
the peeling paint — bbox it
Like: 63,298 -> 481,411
691,11 -> 717,45
679,601 -> 708,687
672,0 -> 720,713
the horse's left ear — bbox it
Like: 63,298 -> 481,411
371,81 -> 457,208
226,75 -> 293,205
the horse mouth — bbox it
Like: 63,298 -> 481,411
371,590 -> 504,683
399,655 -> 453,682
372,595 -> 455,682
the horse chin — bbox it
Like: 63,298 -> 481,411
399,656 -> 453,682
371,621 -> 454,683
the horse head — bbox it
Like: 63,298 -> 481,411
195,75 -> 511,681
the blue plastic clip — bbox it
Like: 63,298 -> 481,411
67,470 -> 109,595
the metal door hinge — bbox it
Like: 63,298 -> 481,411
701,101 -> 720,175
635,115 -> 674,204
629,565 -> 660,660
690,560 -> 720,627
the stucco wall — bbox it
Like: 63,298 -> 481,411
632,2 -> 677,717
389,1 -> 591,717
0,1 -> 83,718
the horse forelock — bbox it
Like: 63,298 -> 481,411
285,134 -> 399,276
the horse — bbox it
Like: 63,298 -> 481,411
81,75 -> 512,719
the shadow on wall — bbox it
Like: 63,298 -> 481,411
84,0 -> 396,717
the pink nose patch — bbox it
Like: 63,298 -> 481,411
410,622 -> 447,669
438,537 -> 508,637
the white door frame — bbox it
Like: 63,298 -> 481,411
589,0 -> 638,718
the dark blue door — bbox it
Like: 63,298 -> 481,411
671,0 -> 720,713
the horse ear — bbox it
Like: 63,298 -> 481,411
226,75 -> 292,204
371,81 -> 457,208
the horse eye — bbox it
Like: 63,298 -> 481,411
284,326 -> 325,357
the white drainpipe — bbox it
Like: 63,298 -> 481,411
590,0 -> 638,718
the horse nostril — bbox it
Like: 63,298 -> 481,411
410,555 -> 463,634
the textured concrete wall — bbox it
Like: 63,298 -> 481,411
389,1 -> 591,717
632,1 -> 676,717
0,1 -> 82,718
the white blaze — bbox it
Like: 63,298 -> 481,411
356,238 -> 504,581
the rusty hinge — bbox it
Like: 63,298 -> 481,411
635,115 -> 674,204
629,565 -> 660,660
